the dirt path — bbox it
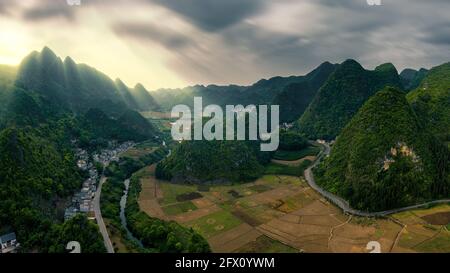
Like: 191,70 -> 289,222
328,215 -> 352,249
389,217 -> 407,252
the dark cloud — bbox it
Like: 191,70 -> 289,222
2,0 -> 450,87
0,0 -> 17,15
148,0 -> 268,31
421,22 -> 450,45
113,22 -> 194,49
22,1 -> 77,21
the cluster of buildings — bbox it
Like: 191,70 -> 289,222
75,148 -> 91,171
65,150 -> 99,221
64,141 -> 135,221
92,141 -> 135,166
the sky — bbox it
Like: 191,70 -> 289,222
0,0 -> 449,90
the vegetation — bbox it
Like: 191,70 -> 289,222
273,147 -> 319,161
162,201 -> 197,216
297,60 -> 402,140
102,147 -> 209,253
315,87 -> 450,211
400,68 -> 428,91
0,47 -> 160,252
15,47 -> 158,114
152,62 -> 336,112
0,127 -> 105,253
272,62 -> 337,123
1,45 -> 450,252
156,140 -> 267,183
185,210 -> 242,239
237,236 -> 298,253
47,214 -> 106,253
126,174 -> 211,253
407,62 -> 450,142
265,161 -> 312,177
101,148 -> 168,253
0,65 -> 17,125
279,130 -> 308,151
131,83 -> 160,111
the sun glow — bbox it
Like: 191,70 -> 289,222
0,28 -> 31,65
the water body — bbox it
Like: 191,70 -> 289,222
120,179 -> 143,248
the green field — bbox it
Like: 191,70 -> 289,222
158,182 -> 198,206
273,146 -> 320,161
120,140 -> 161,160
162,201 -> 197,216
186,210 -> 242,239
265,160 -> 312,176
236,236 -> 298,253
414,235 -> 450,253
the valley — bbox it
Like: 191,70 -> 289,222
119,139 -> 450,253
0,47 -> 448,254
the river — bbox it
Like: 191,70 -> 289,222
119,179 -> 143,248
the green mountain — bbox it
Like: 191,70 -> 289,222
15,47 -> 159,115
0,48 -> 162,251
0,64 -> 16,89
297,60 -> 402,140
153,84 -> 248,111
272,62 -> 337,123
80,108 -> 156,146
0,127 -> 84,251
407,62 -> 450,142
115,79 -> 139,110
131,83 -> 160,111
400,68 -> 428,91
6,47 -> 159,145
152,62 -> 336,111
0,65 -> 17,125
156,140 -> 267,183
315,87 -> 450,211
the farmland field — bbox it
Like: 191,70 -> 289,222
130,151 -> 450,253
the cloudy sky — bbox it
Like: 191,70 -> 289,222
0,0 -> 449,89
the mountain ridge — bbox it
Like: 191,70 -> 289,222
314,87 -> 449,211
297,59 -> 402,140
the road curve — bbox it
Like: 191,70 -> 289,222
304,143 -> 450,217
93,176 -> 115,253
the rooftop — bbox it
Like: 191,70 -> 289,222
0,233 -> 16,244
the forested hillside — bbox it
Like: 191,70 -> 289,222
297,60 -> 402,140
156,140 -> 269,183
151,62 -> 336,111
0,48 -> 160,252
0,128 -> 86,251
407,63 -> 450,143
400,68 -> 428,91
272,62 -> 337,123
314,87 -> 450,211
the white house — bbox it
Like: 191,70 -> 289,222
0,233 -> 19,253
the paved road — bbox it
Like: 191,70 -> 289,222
93,176 -> 115,253
304,143 -> 450,217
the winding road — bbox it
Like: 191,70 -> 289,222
93,176 -> 115,253
304,142 -> 450,217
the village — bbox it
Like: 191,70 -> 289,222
64,141 -> 136,220
1,141 -> 136,254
